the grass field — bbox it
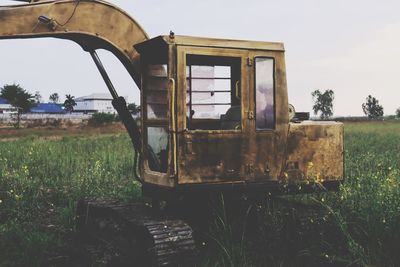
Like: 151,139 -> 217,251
0,121 -> 399,266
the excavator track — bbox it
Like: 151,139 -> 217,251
75,198 -> 197,266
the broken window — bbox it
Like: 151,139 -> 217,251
144,61 -> 169,173
145,64 -> 168,119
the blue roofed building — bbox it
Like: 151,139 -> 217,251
30,103 -> 65,114
0,97 -> 17,113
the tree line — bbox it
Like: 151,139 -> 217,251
0,84 -> 77,112
1,83 -> 399,121
312,89 -> 398,119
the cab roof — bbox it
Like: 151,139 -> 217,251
135,35 -> 285,54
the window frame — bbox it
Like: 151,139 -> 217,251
141,55 -> 171,175
184,53 -> 243,132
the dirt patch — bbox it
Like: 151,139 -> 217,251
0,123 -> 127,142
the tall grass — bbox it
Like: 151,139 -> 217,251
0,134 -> 140,266
331,121 -> 400,266
0,121 -> 399,266
202,121 -> 400,266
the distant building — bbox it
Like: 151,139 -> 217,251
30,103 -> 65,114
0,98 -> 17,114
74,93 -> 116,114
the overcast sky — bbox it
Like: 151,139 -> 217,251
1,0 -> 399,116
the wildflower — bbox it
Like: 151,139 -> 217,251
307,162 -> 314,169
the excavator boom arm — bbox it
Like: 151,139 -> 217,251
0,0 -> 149,152
0,0 -> 148,86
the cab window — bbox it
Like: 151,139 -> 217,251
255,57 -> 275,130
186,55 -> 241,130
144,61 -> 169,173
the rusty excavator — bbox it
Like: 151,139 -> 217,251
0,0 -> 344,266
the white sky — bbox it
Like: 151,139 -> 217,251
1,0 -> 399,116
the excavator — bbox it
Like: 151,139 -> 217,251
0,0 -> 344,266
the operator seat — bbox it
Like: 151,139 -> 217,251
220,105 -> 241,130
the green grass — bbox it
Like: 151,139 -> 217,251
0,121 -> 399,266
0,134 -> 140,266
202,121 -> 400,267
332,121 -> 400,266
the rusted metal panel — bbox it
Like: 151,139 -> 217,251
285,121 -> 344,183
162,35 -> 284,52
179,131 -> 244,183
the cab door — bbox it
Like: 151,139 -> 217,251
246,51 -> 289,181
176,46 -> 250,184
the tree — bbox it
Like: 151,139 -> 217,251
362,95 -> 384,118
128,103 -> 140,115
34,90 -> 42,103
63,94 -> 77,112
395,107 -> 400,118
0,83 -> 35,113
49,93 -> 60,103
311,89 -> 334,119
0,83 -> 36,129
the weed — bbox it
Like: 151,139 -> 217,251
0,121 -> 399,266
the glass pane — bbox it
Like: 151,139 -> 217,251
147,127 -> 169,173
146,78 -> 167,91
145,64 -> 168,119
191,79 -> 214,92
191,65 -> 230,78
147,90 -> 167,104
214,79 -> 231,91
255,58 -> 275,130
186,66 -> 190,78
191,66 -> 214,78
147,104 -> 167,119
191,92 -> 230,105
214,66 -> 231,78
147,64 -> 167,77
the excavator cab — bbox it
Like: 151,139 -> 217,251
136,35 -> 344,198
